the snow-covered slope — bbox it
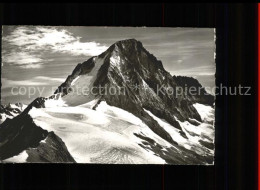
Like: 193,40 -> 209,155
27,102 -> 166,164
3,151 -> 28,163
59,56 -> 107,106
22,100 -> 214,164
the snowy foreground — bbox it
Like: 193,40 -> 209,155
4,101 -> 214,164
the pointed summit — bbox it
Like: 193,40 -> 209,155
112,38 -> 141,49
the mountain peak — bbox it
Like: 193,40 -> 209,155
104,38 -> 162,67
106,38 -> 143,53
115,38 -> 139,45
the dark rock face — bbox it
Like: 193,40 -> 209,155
23,97 -> 46,113
172,75 -> 215,106
0,114 -> 48,160
94,39 -> 213,124
0,113 -> 75,163
198,139 -> 214,150
134,133 -> 213,164
26,132 -> 76,163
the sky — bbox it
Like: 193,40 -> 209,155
1,26 -> 215,105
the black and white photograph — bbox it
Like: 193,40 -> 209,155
0,26 -> 215,164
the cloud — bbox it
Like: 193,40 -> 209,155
58,41 -> 108,56
34,76 -> 65,83
2,26 -> 108,68
2,52 -> 47,68
1,78 -> 48,88
177,60 -> 183,64
1,76 -> 65,89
